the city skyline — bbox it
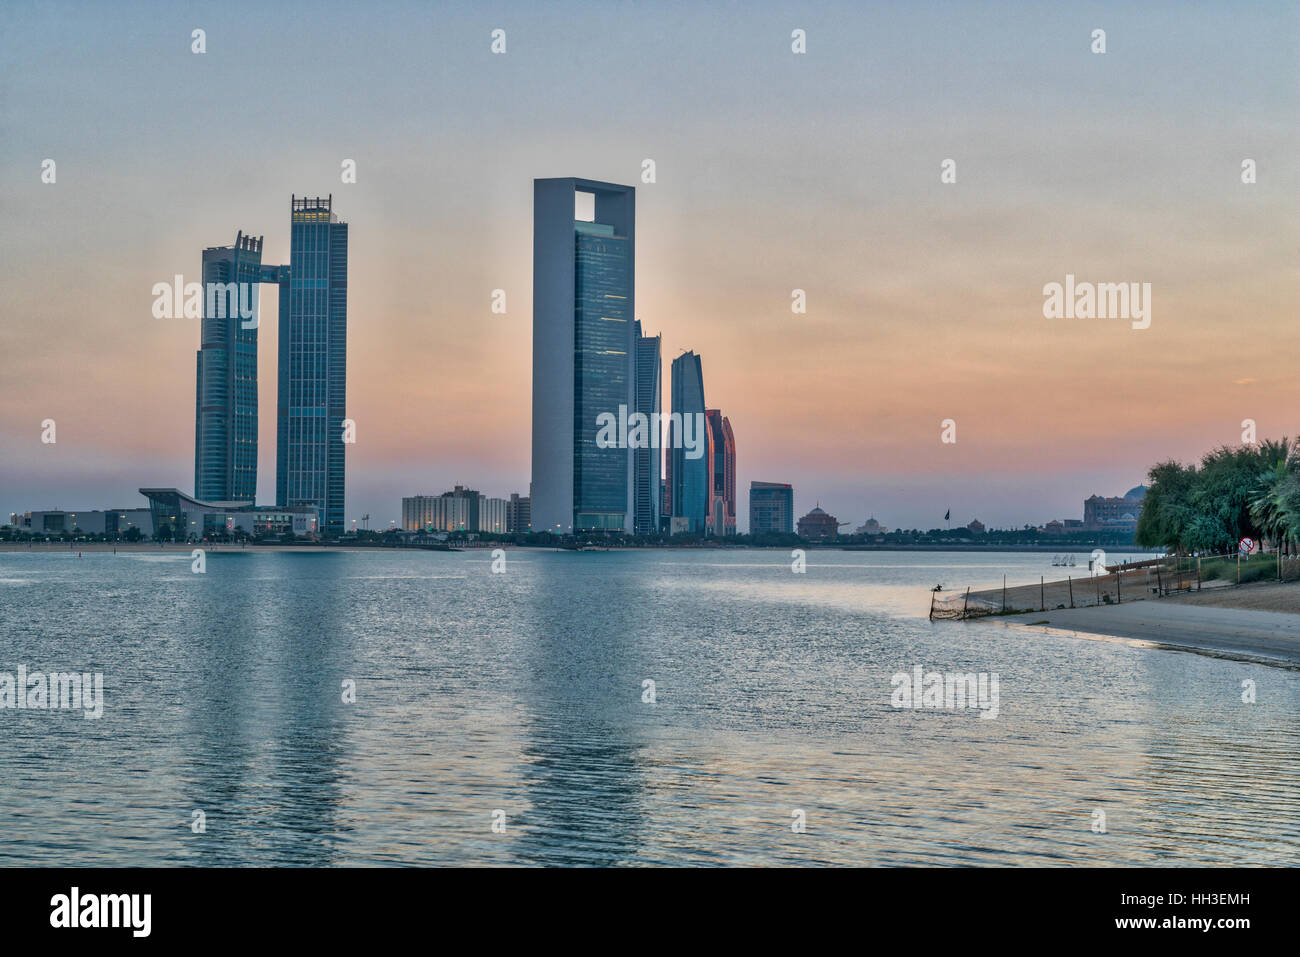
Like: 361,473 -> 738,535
2,1 -> 1296,532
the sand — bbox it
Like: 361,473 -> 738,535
991,582 -> 1300,669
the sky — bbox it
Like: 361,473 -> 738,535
1,0 -> 1297,532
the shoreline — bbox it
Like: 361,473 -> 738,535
0,541 -> 1155,554
989,581 -> 1300,670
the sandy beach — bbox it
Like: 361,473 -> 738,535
993,580 -> 1300,668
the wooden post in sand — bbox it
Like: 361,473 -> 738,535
963,586 -> 970,618
1117,568 -> 1122,604
1040,576 -> 1045,611
1068,576 -> 1073,608
1002,574 -> 1007,613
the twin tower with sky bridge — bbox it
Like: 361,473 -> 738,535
193,195 -> 348,537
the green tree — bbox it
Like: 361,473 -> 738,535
1136,461 -> 1198,551
1249,439 -> 1297,552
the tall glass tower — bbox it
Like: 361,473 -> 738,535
633,320 -> 661,535
531,178 -> 635,534
277,195 -> 348,537
194,231 -> 263,503
706,409 -> 736,535
670,351 -> 709,534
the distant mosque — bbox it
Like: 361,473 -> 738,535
797,503 -> 843,541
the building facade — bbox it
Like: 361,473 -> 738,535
633,321 -> 662,535
140,488 -> 317,540
749,481 -> 794,535
530,178 -> 636,535
402,487 -> 497,532
1083,486 -> 1147,530
705,410 -> 736,535
797,505 -> 841,541
507,493 -> 531,533
9,508 -> 153,538
194,232 -> 264,503
855,516 -> 888,536
480,497 -> 509,535
278,195 -> 348,537
669,351 -> 709,534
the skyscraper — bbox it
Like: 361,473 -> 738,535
278,195 -> 348,536
530,178 -> 635,534
670,351 -> 709,534
194,232 -> 263,503
705,409 -> 737,535
722,415 -> 736,534
633,320 -> 661,535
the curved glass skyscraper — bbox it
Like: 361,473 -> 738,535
670,351 -> 709,534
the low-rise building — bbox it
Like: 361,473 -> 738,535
9,507 -> 153,538
1084,486 -> 1147,530
856,516 -> 889,536
139,488 -> 317,540
797,504 -> 841,541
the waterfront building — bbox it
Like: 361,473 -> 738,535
669,351 -> 709,533
797,504 -> 841,541
402,495 -> 440,532
705,409 -> 736,535
749,481 -> 794,535
531,178 -> 635,535
507,493 -> 531,533
1083,486 -> 1147,531
194,232 -> 264,503
9,507 -> 154,538
139,488 -> 317,540
278,195 -> 348,537
402,486 -> 487,532
480,497 -> 509,534
855,516 -> 888,536
633,321 -> 662,535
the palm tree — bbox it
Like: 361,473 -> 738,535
1275,469 -> 1300,551
1250,438 -> 1299,559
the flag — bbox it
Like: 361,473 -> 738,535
944,509 -> 950,521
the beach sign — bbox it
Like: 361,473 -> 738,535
1238,536 -> 1256,556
